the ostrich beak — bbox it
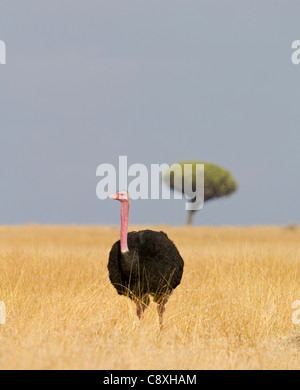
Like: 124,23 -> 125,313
109,193 -> 118,200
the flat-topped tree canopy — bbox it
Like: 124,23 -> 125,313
163,161 -> 238,225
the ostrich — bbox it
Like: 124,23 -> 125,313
107,191 -> 184,329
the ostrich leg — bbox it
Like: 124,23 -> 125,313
135,295 -> 149,319
136,301 -> 142,319
157,300 -> 166,330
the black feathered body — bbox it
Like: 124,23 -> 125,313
108,230 -> 184,304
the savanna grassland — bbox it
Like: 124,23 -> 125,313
0,225 -> 300,370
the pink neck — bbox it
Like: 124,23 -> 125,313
120,200 -> 130,253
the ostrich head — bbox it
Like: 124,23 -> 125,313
109,191 -> 129,202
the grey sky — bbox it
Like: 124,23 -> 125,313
0,1 -> 299,225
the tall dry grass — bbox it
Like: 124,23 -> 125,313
0,225 -> 300,370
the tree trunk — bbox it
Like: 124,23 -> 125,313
186,210 -> 195,226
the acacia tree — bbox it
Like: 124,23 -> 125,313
163,161 -> 238,225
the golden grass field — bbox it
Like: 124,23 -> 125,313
0,225 -> 300,370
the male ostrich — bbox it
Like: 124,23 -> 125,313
107,191 -> 184,329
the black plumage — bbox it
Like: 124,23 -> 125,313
108,230 -> 184,302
